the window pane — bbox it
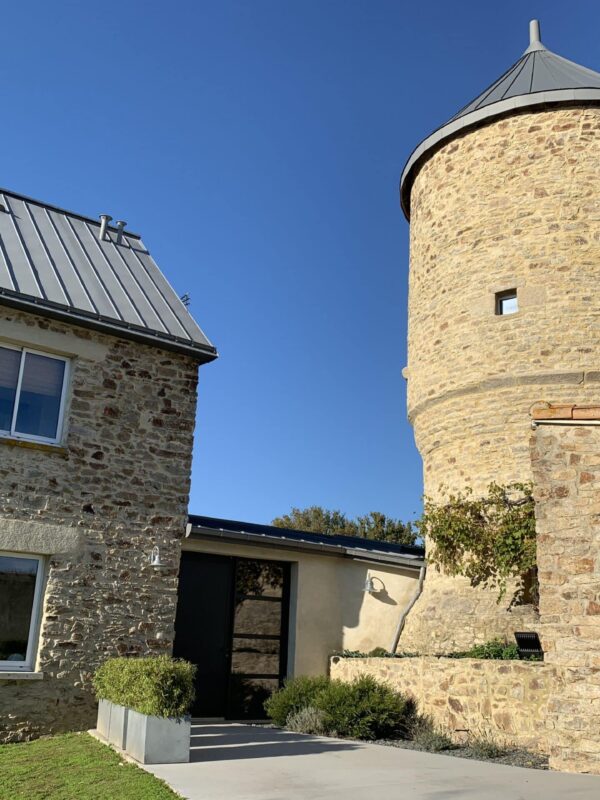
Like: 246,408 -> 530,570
0,347 -> 21,432
15,353 -> 65,439
231,637 -> 280,676
0,555 -> 38,663
235,560 -> 284,598
499,294 -> 518,315
234,599 -> 282,637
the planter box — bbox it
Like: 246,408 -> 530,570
125,709 -> 190,764
97,699 -> 127,749
95,700 -> 190,764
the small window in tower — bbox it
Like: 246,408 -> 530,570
495,290 -> 518,316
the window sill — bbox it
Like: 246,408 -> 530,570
0,436 -> 68,458
0,671 -> 44,681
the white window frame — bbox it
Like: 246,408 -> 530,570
0,343 -> 70,445
0,551 -> 45,672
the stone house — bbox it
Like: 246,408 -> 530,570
0,190 -> 217,741
0,188 -> 425,741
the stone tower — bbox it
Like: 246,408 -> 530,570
400,20 -> 600,652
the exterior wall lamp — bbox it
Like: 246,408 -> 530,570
364,574 -> 383,594
149,546 -> 165,569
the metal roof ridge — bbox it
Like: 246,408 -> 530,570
0,186 -> 142,240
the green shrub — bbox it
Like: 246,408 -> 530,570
93,656 -> 196,719
367,647 -> 390,657
409,715 -> 456,752
286,706 -> 328,735
468,731 -> 507,759
315,676 -> 414,741
448,638 -> 520,660
264,676 -> 330,727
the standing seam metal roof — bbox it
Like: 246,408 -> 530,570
0,188 -> 217,361
400,20 -> 600,219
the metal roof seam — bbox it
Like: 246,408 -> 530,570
43,207 -> 99,316
124,241 -> 192,341
83,222 -> 147,329
23,201 -> 71,307
108,233 -> 171,336
64,215 -> 124,322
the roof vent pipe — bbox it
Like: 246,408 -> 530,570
99,214 -> 112,241
115,220 -> 127,246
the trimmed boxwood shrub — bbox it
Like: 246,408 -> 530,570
264,675 -> 330,727
265,675 -> 414,740
93,656 -> 196,719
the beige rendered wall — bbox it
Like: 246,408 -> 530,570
182,538 -> 419,675
401,106 -> 600,653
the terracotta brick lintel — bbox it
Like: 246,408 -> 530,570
531,403 -> 600,421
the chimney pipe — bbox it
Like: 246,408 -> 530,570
98,214 -> 112,241
115,220 -> 127,246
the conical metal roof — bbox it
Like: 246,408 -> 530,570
400,20 -> 600,219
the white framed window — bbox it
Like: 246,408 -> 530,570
495,290 -> 518,316
0,344 -> 69,444
0,552 -> 45,672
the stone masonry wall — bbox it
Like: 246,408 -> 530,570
0,306 -> 200,741
531,423 -> 600,773
330,656 -> 558,752
401,106 -> 600,652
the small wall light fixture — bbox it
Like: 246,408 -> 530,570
149,546 -> 165,569
364,575 -> 376,593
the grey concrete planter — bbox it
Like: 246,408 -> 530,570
125,709 -> 191,764
96,700 -> 190,764
97,699 -> 127,749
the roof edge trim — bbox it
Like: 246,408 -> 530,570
400,89 -> 600,220
187,524 -> 425,569
0,292 -> 218,362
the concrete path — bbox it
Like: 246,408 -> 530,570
143,723 -> 600,800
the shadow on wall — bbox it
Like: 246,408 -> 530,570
338,564 -> 418,652
189,724 -> 359,762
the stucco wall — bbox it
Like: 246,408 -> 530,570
401,106 -> 600,652
330,656 -> 558,753
0,306 -> 200,741
182,538 -> 419,676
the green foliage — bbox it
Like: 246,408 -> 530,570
266,675 -> 414,741
314,676 -> 414,740
271,506 -> 416,545
454,638 -> 520,660
410,716 -> 456,752
0,733 -> 179,799
367,646 -> 390,657
419,482 -> 537,603
264,675 -> 330,727
467,731 -> 507,759
93,656 -> 196,719
285,706 -> 328,735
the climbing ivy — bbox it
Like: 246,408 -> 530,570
418,483 -> 537,605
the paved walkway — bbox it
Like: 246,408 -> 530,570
143,723 -> 600,800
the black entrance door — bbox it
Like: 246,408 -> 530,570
173,552 -> 234,717
174,552 -> 290,719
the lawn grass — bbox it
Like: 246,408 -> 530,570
0,732 -> 181,800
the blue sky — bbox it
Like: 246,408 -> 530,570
2,1 -> 598,524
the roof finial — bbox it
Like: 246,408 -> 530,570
524,19 -> 545,53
